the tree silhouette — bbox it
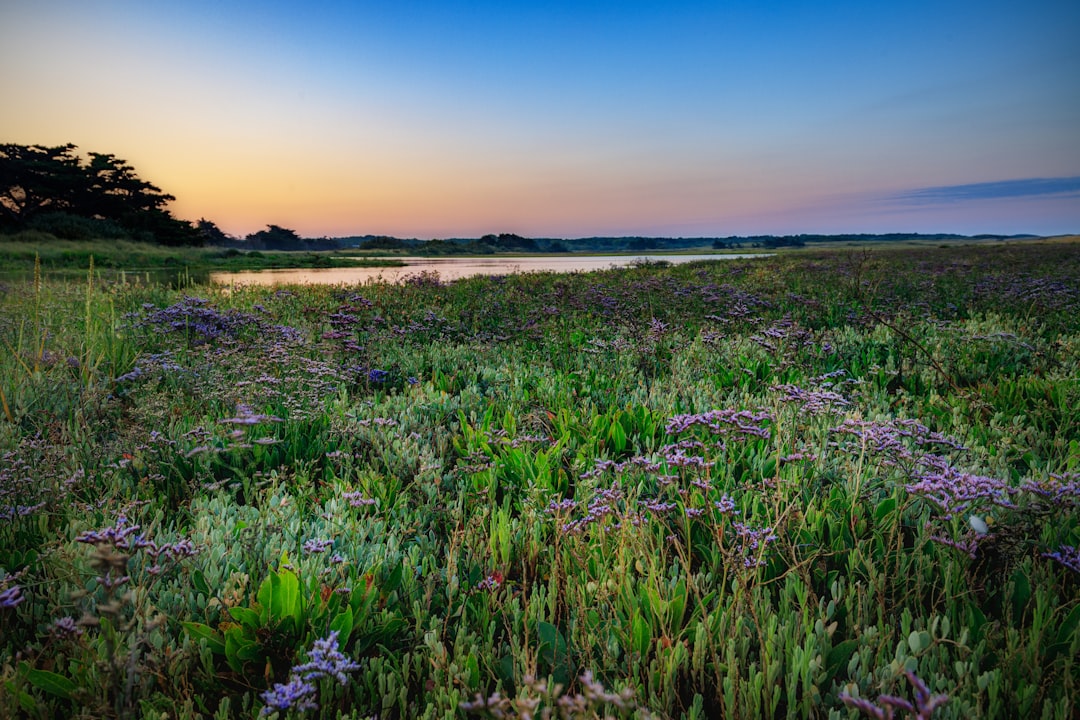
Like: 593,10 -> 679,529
0,143 -> 199,245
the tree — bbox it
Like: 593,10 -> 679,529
0,144 -> 84,225
246,224 -> 303,250
196,218 -> 231,245
0,142 -> 200,245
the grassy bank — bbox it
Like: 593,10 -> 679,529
0,242 -> 1077,719
0,233 -> 404,275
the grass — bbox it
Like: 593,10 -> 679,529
0,241 -> 1077,719
0,233 -> 404,277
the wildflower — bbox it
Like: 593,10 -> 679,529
0,585 -> 24,608
476,572 -> 503,591
260,631 -> 360,716
840,669 -> 948,719
51,616 -> 83,638
292,631 -> 361,685
261,676 -> 318,715
303,538 -> 333,555
342,491 -> 376,507
1043,545 -> 1080,574
219,404 -> 284,426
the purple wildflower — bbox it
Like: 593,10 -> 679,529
713,494 -> 739,515
303,538 -> 333,555
840,670 -> 948,719
1043,545 -> 1080,574
292,631 -> 361,685
51,616 -> 83,638
219,404 -> 284,426
261,676 -> 318,715
342,491 -> 376,507
905,467 -> 1016,520
0,585 -> 24,608
666,408 -> 772,439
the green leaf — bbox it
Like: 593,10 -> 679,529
825,640 -> 859,682
1056,603 -> 1080,644
1011,569 -> 1031,621
229,607 -> 262,631
631,612 -> 651,657
609,420 -> 627,454
329,605 -> 354,644
277,569 -> 302,625
25,668 -> 77,700
224,626 -> 253,673
182,622 -> 227,655
192,569 -> 210,596
465,654 -> 480,689
874,497 -> 896,522
384,563 -> 404,595
538,621 -> 569,666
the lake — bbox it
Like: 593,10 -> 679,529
209,253 -> 768,286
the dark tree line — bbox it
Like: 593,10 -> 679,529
0,143 -> 200,245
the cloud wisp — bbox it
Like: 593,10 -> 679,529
890,176 -> 1080,205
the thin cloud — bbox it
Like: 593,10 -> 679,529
891,176 -> 1080,205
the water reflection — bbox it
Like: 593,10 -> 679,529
210,254 -> 767,286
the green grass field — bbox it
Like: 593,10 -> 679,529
0,241 -> 1077,719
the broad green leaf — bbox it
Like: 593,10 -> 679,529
1056,603 -> 1080,644
329,605 -> 354,644
874,497 -> 896,522
631,612 -> 651,657
25,668 -> 77,700
465,654 -> 480,689
192,569 -> 210,597
229,607 -> 262,631
182,622 -> 226,655
825,640 -> 859,682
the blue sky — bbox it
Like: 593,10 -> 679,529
2,0 -> 1078,237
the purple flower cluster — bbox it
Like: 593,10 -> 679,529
905,467 -> 1016,520
772,383 -> 850,415
1021,473 -> 1080,506
293,631 -> 362,684
50,616 -> 83,638
732,522 -> 778,568
302,538 -> 333,555
0,584 -> 24,609
1043,545 -> 1080,574
218,404 -> 284,426
666,408 -> 772,440
748,317 -> 815,355
560,483 -> 628,534
77,516 -> 198,575
840,669 -> 949,720
138,296 -> 259,345
261,676 -> 318,715
76,515 -> 146,552
1,448 -> 46,525
341,491 -> 376,507
261,631 -> 360,715
829,418 -> 965,469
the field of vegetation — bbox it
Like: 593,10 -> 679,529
0,242 -> 1077,719
0,234 -> 403,278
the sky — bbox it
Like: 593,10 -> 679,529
2,0 -> 1079,238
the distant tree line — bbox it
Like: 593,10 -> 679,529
0,143 -> 200,245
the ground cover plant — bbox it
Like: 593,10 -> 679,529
0,241 -> 1077,719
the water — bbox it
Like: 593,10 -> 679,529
209,253 -> 768,286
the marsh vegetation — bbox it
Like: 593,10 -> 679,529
0,242 -> 1077,718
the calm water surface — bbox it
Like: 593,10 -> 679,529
210,254 -> 768,286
